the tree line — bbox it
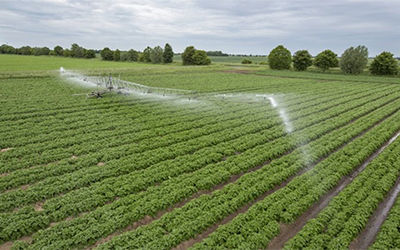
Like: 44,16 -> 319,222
265,45 -> 399,75
0,43 -> 96,58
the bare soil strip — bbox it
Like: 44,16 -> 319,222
349,167 -> 400,249
268,130 -> 400,250
0,148 -> 12,153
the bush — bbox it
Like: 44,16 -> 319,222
268,45 -> 291,70
182,46 -> 211,65
150,46 -> 163,64
17,46 -> 32,55
314,49 -> 338,71
54,46 -> 63,56
259,61 -> 268,65
340,45 -> 368,74
85,49 -> 96,59
293,50 -> 312,71
32,47 -> 50,56
241,59 -> 252,64
182,46 -> 196,65
125,49 -> 139,61
63,49 -> 71,57
370,51 -> 399,75
139,47 -> 152,63
0,44 -> 16,54
70,44 -> 85,58
100,47 -> 113,61
192,50 -> 211,65
113,49 -> 120,61
163,43 -> 173,63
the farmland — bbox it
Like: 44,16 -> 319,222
1,54 -> 400,249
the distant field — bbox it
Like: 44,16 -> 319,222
1,54 -> 400,249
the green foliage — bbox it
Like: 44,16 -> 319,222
100,47 -> 113,61
70,43 -> 85,58
268,45 -> 292,70
192,50 -> 211,65
16,46 -> 32,55
113,49 -> 121,61
84,49 -> 96,59
293,50 -> 312,71
206,51 -> 228,56
139,46 -> 152,63
150,46 -> 163,64
241,59 -> 252,64
32,47 -> 50,56
163,43 -> 174,63
0,44 -> 16,54
182,46 -> 211,65
370,51 -> 399,75
121,49 -> 139,62
340,45 -> 369,74
314,49 -> 339,71
63,49 -> 71,57
53,46 -> 63,56
182,46 -> 196,65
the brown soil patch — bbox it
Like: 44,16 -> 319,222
0,148 -> 13,153
71,155 -> 78,159
97,162 -> 105,166
0,172 -> 8,177
34,202 -> 44,211
0,241 -> 13,250
20,184 -> 29,190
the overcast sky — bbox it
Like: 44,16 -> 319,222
1,0 -> 399,56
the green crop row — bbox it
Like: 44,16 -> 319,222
9,86 -> 399,248
189,101 -> 400,249
284,133 -> 400,249
98,93 -> 400,250
370,192 -> 400,249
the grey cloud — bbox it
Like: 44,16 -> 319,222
0,0 -> 399,56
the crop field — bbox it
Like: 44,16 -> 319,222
1,55 -> 400,249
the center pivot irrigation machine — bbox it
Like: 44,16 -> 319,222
60,68 -> 198,99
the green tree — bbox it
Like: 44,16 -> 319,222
32,47 -> 50,56
314,49 -> 339,71
292,50 -> 313,71
163,43 -> 174,63
268,45 -> 292,70
70,43 -> 84,58
0,44 -> 16,54
17,46 -> 32,55
192,50 -> 211,65
85,49 -> 96,58
340,45 -> 369,74
127,49 -> 139,61
139,47 -> 152,62
150,46 -> 163,64
182,46 -> 196,65
63,49 -> 71,57
100,47 -> 113,61
113,49 -> 121,61
54,46 -> 64,56
370,51 -> 399,75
